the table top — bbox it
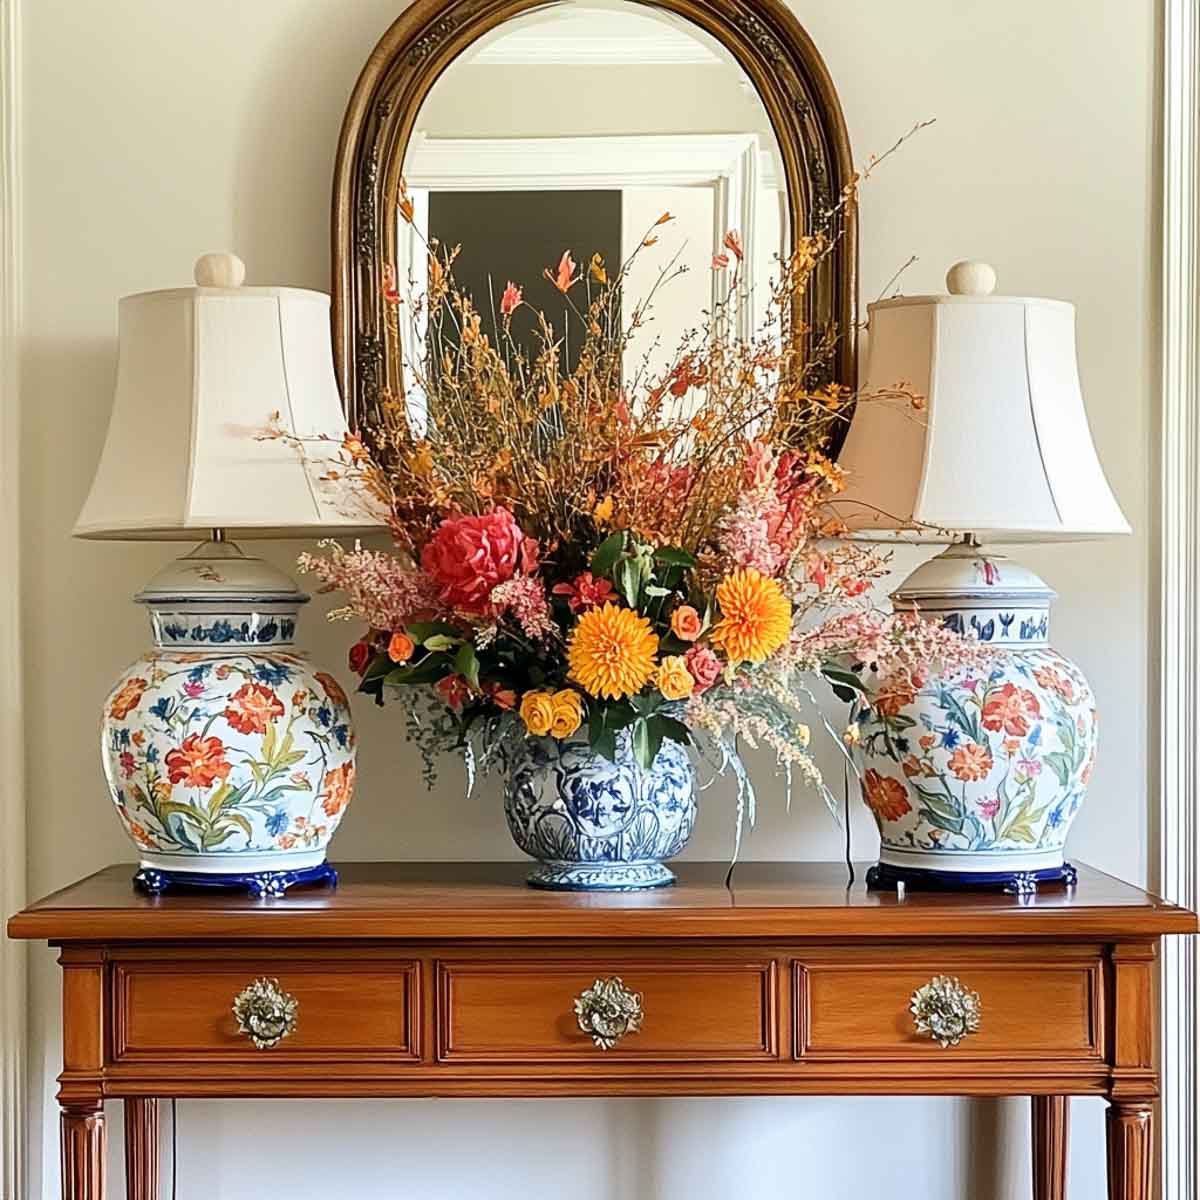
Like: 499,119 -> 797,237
8,861 -> 1196,942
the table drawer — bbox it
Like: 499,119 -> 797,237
437,958 -> 777,1063
795,948 -> 1103,1061
113,956 -> 420,1062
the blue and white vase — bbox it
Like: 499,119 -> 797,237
504,733 -> 696,890
860,542 -> 1094,894
101,541 -> 355,897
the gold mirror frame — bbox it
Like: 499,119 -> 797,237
331,0 -> 857,431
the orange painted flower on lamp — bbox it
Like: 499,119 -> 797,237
165,733 -> 232,790
320,761 -> 356,818
224,682 -> 285,735
861,768 -> 911,822
109,677 -> 148,720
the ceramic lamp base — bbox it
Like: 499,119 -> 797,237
525,861 -> 677,891
866,860 -> 1078,897
133,862 -> 339,898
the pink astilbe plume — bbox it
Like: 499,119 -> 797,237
298,541 -> 438,631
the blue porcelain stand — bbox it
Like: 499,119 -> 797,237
866,861 -> 1078,898
133,863 -> 339,899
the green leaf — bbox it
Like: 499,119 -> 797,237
822,666 -> 867,694
653,546 -> 697,568
405,621 -> 459,643
386,654 -> 453,688
360,654 -> 394,685
655,714 -> 692,747
423,634 -> 460,653
644,585 -> 671,598
261,721 -> 278,765
632,717 -> 664,770
223,811 -> 254,840
590,531 -> 626,578
618,557 -> 641,607
454,642 -> 481,689
590,726 -> 618,761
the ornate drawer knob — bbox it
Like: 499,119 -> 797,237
574,976 -> 644,1050
232,977 -> 298,1049
910,974 -> 981,1048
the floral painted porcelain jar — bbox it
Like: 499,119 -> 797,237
101,542 -> 356,896
859,543 -> 1096,894
504,733 -> 696,890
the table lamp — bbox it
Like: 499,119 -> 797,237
76,253 -> 384,896
836,260 -> 1129,894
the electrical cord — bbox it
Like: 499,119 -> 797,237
171,1098 -> 178,1200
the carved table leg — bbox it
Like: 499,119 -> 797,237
1106,1101 -> 1153,1200
1032,1095 -> 1068,1200
124,1099 -> 160,1200
61,1101 -> 106,1199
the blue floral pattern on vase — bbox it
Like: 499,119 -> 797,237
504,734 -> 696,890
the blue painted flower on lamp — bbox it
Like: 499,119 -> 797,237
504,733 -> 696,891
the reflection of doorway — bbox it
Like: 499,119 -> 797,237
427,189 -> 621,374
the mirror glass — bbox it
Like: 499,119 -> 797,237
396,0 -> 789,426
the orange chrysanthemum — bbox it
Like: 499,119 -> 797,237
710,568 -> 792,665
567,603 -> 659,699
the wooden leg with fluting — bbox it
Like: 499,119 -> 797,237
124,1099 -> 160,1200
61,1102 -> 106,1200
1106,1101 -> 1154,1200
1032,1095 -> 1069,1200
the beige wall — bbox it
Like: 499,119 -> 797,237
19,1 -> 1157,1196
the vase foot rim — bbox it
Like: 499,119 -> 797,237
866,861 -> 1078,895
132,862 -> 339,898
524,861 -> 677,891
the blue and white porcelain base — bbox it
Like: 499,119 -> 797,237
865,860 -> 1078,896
132,862 -> 339,898
525,860 -> 677,891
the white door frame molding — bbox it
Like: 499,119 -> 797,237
0,1 -> 25,1196
1158,2 -> 1199,1198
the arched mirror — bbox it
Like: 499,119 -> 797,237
332,0 -> 855,433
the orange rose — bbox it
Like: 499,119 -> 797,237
670,605 -> 702,642
109,677 -> 148,720
656,655 -> 695,701
388,631 -> 415,663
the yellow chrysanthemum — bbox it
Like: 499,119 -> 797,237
567,603 -> 659,699
710,568 -> 792,665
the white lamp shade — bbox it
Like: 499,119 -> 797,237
75,268 -> 386,540
837,287 -> 1130,542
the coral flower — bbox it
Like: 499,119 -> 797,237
567,603 -> 659,699
165,734 -> 232,790
421,506 -> 537,614
552,571 -> 615,614
948,742 -> 993,782
320,761 -> 355,818
500,281 -> 522,317
109,677 -> 148,720
224,682 -> 285,735
861,768 -> 911,823
670,605 -> 702,642
710,569 -> 792,665
684,644 -> 722,694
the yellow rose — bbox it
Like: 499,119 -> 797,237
519,691 -> 557,737
656,655 -> 695,701
550,689 -> 585,738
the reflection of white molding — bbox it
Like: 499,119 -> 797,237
0,2 -> 25,1198
404,132 -> 767,191
463,7 -> 722,66
1159,3 -> 1200,1197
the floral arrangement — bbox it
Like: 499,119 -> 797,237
296,154 -> 988,843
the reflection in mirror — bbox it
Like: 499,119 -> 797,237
395,0 -> 788,430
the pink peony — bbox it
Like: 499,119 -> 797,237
420,507 -> 537,614
685,644 -> 722,695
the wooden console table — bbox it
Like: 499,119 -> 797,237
8,861 -> 1196,1199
